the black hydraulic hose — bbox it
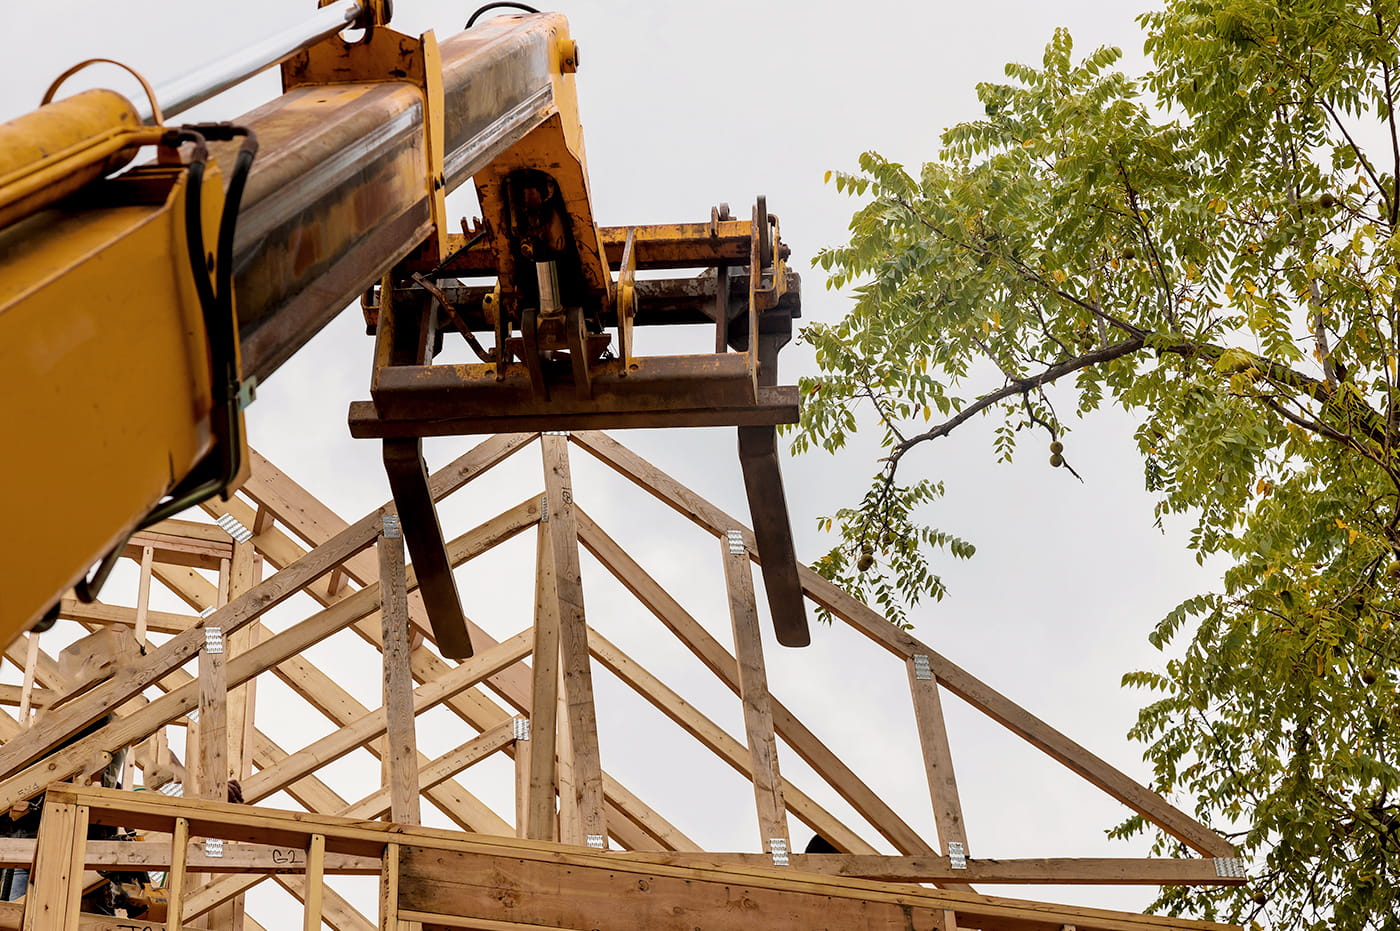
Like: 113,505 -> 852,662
466,2 -> 539,28
74,126 -> 258,609
141,125 -> 258,524
208,129 -> 259,490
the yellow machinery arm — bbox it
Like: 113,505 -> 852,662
0,3 -> 808,652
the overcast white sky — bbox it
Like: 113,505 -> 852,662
3,0 -> 1238,920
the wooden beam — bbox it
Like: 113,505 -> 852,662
600,852 -> 1248,886
526,524 -> 560,843
0,496 -> 536,817
0,838 -> 380,873
586,627 -> 875,855
0,684 -> 55,710
167,817 -> 190,931
570,430 -> 1236,858
197,629 -> 229,803
907,655 -> 969,857
380,843 -> 402,931
393,841 -> 1244,931
555,666 -> 579,845
240,631 -> 532,806
277,872 -> 377,931
302,834 -> 326,931
239,436 -> 535,558
220,445 -> 693,853
577,508 -> 934,855
343,720 -> 516,822
0,512 -> 379,782
16,635 -> 39,724
720,531 -> 788,854
378,521 -> 421,827
21,797 -> 87,931
539,434 -> 606,846
123,531 -> 232,570
195,499 -> 538,835
212,540 -> 257,931
134,544 -> 154,642
0,581 -> 385,808
226,540 -> 260,785
58,598 -> 197,633
52,784 -> 1240,931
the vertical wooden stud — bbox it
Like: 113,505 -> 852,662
22,799 -> 87,931
134,544 -> 155,644
198,629 -> 229,805
907,655 -> 969,856
721,531 -> 789,855
379,842 -> 401,931
303,833 -> 326,931
555,665 -> 580,845
379,518 -> 421,826
17,634 -> 39,724
225,541 -> 258,785
212,542 -> 255,931
526,523 -> 560,842
166,817 -> 190,931
513,719 -> 531,839
540,434 -> 606,847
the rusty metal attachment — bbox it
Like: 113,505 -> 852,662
353,197 -> 810,648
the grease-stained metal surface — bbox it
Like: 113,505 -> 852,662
217,14 -> 575,381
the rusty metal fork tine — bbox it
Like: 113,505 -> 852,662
382,437 -> 475,659
737,425 -> 810,647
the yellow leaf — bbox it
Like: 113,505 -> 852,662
923,405 -> 932,421
1335,518 -> 1349,530
823,170 -> 832,185
991,310 -> 1002,330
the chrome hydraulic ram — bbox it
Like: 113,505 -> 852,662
139,1 -> 365,120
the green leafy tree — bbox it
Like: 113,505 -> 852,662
795,2 -> 1400,927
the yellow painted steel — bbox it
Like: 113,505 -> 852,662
281,24 -> 450,266
0,89 -> 157,228
0,148 -> 227,637
471,14 -> 612,308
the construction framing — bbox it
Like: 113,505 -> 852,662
0,432 -> 1245,930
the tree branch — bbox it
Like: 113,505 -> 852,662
889,336 -> 1146,463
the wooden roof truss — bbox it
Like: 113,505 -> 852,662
0,432 -> 1244,931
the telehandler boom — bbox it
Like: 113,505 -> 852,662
0,2 -> 808,652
